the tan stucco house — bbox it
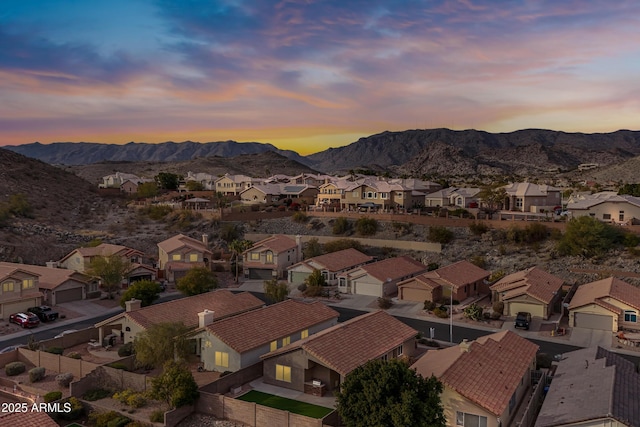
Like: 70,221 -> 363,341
567,192 -> 640,224
287,248 -> 374,286
502,182 -> 562,213
157,234 -> 213,282
243,235 -> 302,280
0,265 -> 42,320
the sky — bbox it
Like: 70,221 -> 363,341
1,1 -> 640,155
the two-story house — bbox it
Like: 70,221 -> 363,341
157,234 -> 213,282
243,235 -> 302,280
287,248 -> 374,286
239,183 -> 318,206
214,174 -> 260,196
502,182 -> 562,213
0,265 -> 42,319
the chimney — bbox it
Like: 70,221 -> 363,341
125,299 -> 141,312
46,261 -> 59,269
202,234 -> 209,246
198,309 -> 215,328
459,339 -> 471,353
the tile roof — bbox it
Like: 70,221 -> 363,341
0,411 -> 59,427
569,277 -> 640,311
0,262 -> 90,291
411,331 -> 539,416
60,243 -> 142,263
503,182 -> 560,196
204,300 -> 339,353
262,310 -> 417,376
289,249 -> 373,273
0,265 -> 41,280
246,235 -> 298,254
535,346 -> 640,427
490,267 -> 564,304
157,234 -> 210,255
426,260 -> 490,289
97,290 -> 263,330
357,256 -> 427,282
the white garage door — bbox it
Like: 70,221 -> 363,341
509,302 -> 544,318
574,313 -> 613,331
354,281 -> 381,297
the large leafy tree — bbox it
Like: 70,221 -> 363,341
151,360 -> 199,409
336,359 -> 446,427
478,185 -> 507,216
155,172 -> 180,190
119,280 -> 162,308
556,215 -> 625,258
229,239 -> 252,283
263,279 -> 289,303
133,322 -> 191,368
176,267 -> 218,296
87,254 -> 131,299
136,181 -> 159,198
303,237 -> 324,259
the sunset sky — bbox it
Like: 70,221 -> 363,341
2,1 -> 640,155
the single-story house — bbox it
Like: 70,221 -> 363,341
502,182 -> 561,213
566,192 -> 640,224
59,243 -> 146,273
95,289 -> 264,344
490,267 -> 564,319
287,248 -> 374,286
568,277 -> 640,332
157,234 -> 213,282
411,330 -> 539,427
337,255 -> 427,297
260,310 -> 417,394
243,235 -> 302,280
398,260 -> 490,303
240,184 -> 318,206
0,265 -> 42,320
189,300 -> 339,372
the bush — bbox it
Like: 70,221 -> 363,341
292,211 -> 308,223
463,303 -> 484,321
45,346 -> 64,355
108,362 -> 129,371
332,217 -> 350,235
113,389 -> 147,408
29,367 -> 45,383
492,301 -> 504,315
88,410 -> 131,427
44,391 -> 62,403
490,312 -> 502,320
83,388 -> 112,401
118,341 -> 134,357
56,372 -> 74,388
423,300 -> 437,311
58,397 -> 84,420
469,255 -> 486,269
150,409 -> 165,423
432,307 -> 449,318
5,362 -> 26,376
355,217 -> 378,236
488,269 -> 506,283
469,221 -> 490,235
297,283 -> 307,292
323,238 -> 363,253
377,297 -> 393,309
67,351 -> 82,360
427,262 -> 439,271
428,226 -> 454,244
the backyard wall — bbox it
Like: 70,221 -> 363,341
200,362 -> 263,394
70,365 -> 153,398
17,348 -> 100,378
164,404 -> 195,427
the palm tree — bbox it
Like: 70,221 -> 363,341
229,239 -> 252,283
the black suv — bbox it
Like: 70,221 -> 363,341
514,312 -> 532,330
28,306 -> 59,322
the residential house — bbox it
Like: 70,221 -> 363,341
157,234 -> 213,282
261,310 -> 417,394
424,187 -> 480,208
316,178 -> 356,208
535,346 -> 640,427
94,289 -> 264,345
411,331 -> 539,427
243,235 -> 302,280
398,260 -> 490,303
291,173 -> 330,187
425,187 -> 457,207
59,243 -> 145,274
0,262 -> 95,305
98,172 -> 142,189
120,177 -> 154,195
215,174 -> 259,196
287,248 -> 374,286
239,183 -> 318,206
568,277 -> 640,332
184,171 -> 218,190
490,267 -> 564,319
190,300 -> 339,372
0,265 -> 42,319
502,182 -> 562,213
337,255 -> 428,297
566,192 -> 640,224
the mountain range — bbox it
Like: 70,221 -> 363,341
7,128 -> 640,177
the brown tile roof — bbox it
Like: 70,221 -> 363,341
290,249 -> 373,273
398,274 -> 444,291
569,277 -> 640,311
158,234 -> 211,255
205,300 -> 339,353
430,261 -> 490,288
0,411 -> 59,427
60,243 -> 142,262
0,265 -> 41,280
0,262 -> 90,290
491,267 -> 564,304
411,331 -> 539,416
246,235 -> 298,254
262,310 -> 417,376
97,290 -> 263,330
358,256 -> 427,282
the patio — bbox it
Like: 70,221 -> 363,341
245,377 -> 337,410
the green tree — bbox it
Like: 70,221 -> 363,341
155,172 -> 180,190
323,239 -> 364,253
229,239 -> 253,283
176,267 -> 218,296
7,193 -> 33,218
428,226 -> 454,244
87,254 -> 131,299
151,360 -> 199,409
133,322 -> 191,369
355,217 -> 378,236
185,180 -> 205,191
332,217 -> 351,235
336,359 -> 446,427
478,185 -> 507,216
136,181 -> 159,198
303,237 -> 324,259
303,269 -> 326,297
556,216 -> 625,258
263,279 -> 289,303
219,223 -> 241,243
119,280 -> 162,308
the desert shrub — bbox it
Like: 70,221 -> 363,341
427,262 -> 439,271
56,372 -> 74,387
428,226 -> 454,244
432,307 -> 449,318
141,205 -> 172,220
297,283 -> 307,292
44,391 -> 62,403
391,221 -> 411,235
355,217 -> 378,236
108,362 -> 129,371
463,303 -> 483,321
470,255 -> 486,269
377,297 -> 393,309
88,410 -> 131,427
469,221 -> 490,235
292,211 -> 308,223
67,351 -> 82,360
324,238 -> 363,253
45,346 -> 64,355
490,312 -> 502,320
624,232 -> 640,248
118,341 -> 134,357
219,223 -> 241,243
332,217 -> 350,235
150,410 -> 165,423
423,300 -> 437,311
113,389 -> 147,408
29,367 -> 45,383
303,285 -> 323,297
5,362 -> 25,376
83,388 -> 112,401
57,397 -> 84,420
488,269 -> 506,283
492,301 -> 505,315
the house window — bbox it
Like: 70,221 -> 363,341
353,191 -> 359,197
620,211 -> 625,222
456,197 -> 463,206
301,329 -> 308,339
270,340 -> 277,351
172,254 -> 181,261
275,364 -> 291,382
2,282 -> 14,292
392,345 -> 403,358
603,213 -> 611,220
624,310 -> 637,323
265,252 -> 273,263
282,336 -> 290,346
396,192 -> 403,198
381,192 -> 388,200
88,282 -> 99,293
367,192 -> 374,199
250,253 -> 260,261
214,351 -> 229,368
456,411 -> 487,427
22,279 -> 35,289
515,198 -> 523,209
381,354 -> 388,361
189,254 -> 198,262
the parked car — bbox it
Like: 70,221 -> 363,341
54,330 -> 78,339
514,312 -> 532,330
9,312 -> 40,328
28,305 -> 59,322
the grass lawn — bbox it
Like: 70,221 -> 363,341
237,390 -> 334,418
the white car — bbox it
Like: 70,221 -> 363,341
54,330 -> 78,339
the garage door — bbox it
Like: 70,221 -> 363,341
400,288 -> 428,303
55,287 -> 83,304
574,313 -> 613,331
353,281 -> 381,297
289,271 -> 310,285
509,302 -> 544,319
249,269 -> 274,280
2,299 -> 38,318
